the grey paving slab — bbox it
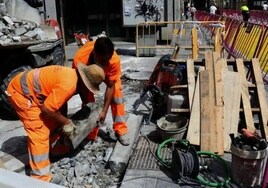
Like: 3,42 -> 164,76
109,113 -> 143,173
0,168 -> 64,188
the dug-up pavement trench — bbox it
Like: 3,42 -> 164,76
0,41 -> 268,188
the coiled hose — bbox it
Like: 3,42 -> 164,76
156,138 -> 232,187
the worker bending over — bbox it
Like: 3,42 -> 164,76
6,64 -> 105,182
73,37 -> 129,146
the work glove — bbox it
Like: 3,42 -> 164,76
62,120 -> 76,137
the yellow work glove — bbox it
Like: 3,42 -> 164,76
62,120 -> 76,137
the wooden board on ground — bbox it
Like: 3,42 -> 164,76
251,58 -> 268,140
200,70 -> 213,151
187,68 -> 203,145
236,59 -> 255,132
200,51 -> 224,154
186,58 -> 196,109
223,71 -> 241,151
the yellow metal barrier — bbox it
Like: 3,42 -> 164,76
135,20 -> 225,59
196,11 -> 268,77
255,29 -> 268,73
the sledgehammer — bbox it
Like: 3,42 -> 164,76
68,103 -> 102,149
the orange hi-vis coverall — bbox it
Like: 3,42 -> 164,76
73,41 -> 128,136
6,65 -> 78,182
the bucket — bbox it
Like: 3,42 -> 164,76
231,144 -> 268,187
156,115 -> 188,141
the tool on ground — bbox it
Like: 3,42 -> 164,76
133,54 -> 186,122
87,120 -> 104,140
241,128 -> 261,141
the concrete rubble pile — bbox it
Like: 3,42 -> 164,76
50,137 -> 120,188
0,14 -> 44,45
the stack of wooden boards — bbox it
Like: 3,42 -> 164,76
171,50 -> 268,155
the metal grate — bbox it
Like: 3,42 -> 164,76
128,136 -> 172,170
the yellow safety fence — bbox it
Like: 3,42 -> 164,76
135,20 -> 224,59
196,11 -> 268,77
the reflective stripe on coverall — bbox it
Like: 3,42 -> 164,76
73,41 -> 128,136
6,66 -> 77,182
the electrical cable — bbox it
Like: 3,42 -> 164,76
140,130 -> 170,168
178,149 -> 195,176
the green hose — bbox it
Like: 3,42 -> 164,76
156,138 -> 176,167
197,151 -> 232,187
156,138 -> 232,187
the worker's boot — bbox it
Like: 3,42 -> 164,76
117,133 -> 130,146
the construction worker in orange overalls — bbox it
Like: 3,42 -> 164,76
6,64 -> 105,182
73,37 -> 129,146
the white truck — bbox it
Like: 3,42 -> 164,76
0,0 -> 64,120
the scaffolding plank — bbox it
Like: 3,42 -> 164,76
187,68 -> 203,145
223,71 -> 241,151
251,58 -> 268,140
200,70 -> 212,151
186,58 -> 196,109
236,59 -> 255,132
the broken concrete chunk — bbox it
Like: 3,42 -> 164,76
3,16 -> 14,25
12,36 -> 21,42
0,37 -> 12,45
0,35 -> 7,40
1,27 -> 10,35
103,147 -> 113,162
14,27 -> 27,36
23,30 -> 37,38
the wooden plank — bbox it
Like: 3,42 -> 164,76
186,58 -> 196,109
192,27 -> 198,59
187,67 -> 204,145
170,84 -> 187,89
236,59 -> 255,132
213,54 -> 225,155
251,58 -> 268,140
200,51 -> 224,154
200,70 -> 212,151
213,52 -> 224,106
206,52 -> 217,153
223,71 -> 241,151
181,46 -> 214,49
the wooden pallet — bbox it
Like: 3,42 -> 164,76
172,51 -> 268,154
